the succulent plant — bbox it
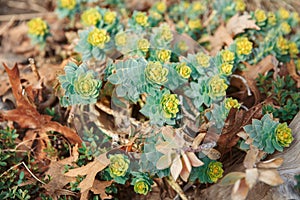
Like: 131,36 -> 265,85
58,62 -> 102,106
131,172 -> 153,195
55,0 -> 79,19
243,114 -> 293,154
27,18 -> 50,47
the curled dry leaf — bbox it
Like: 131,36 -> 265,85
257,157 -> 284,169
180,153 -> 192,182
258,169 -> 284,186
66,153 -> 110,193
243,145 -> 259,169
219,172 -> 246,186
90,180 -> 113,199
226,14 -> 260,36
245,168 -> 259,189
287,59 -> 300,88
191,132 -> 206,149
170,154 -> 182,181
1,63 -> 82,145
231,178 -> 249,200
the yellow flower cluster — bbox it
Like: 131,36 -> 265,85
81,8 -> 101,26
137,38 -> 150,52
115,32 -> 127,46
276,36 -> 289,55
221,50 -> 235,63
155,1 -> 166,13
177,41 -> 188,52
134,179 -> 151,195
27,18 -> 48,36
207,161 -> 224,183
289,42 -> 299,57
176,63 -> 191,79
161,25 -> 173,41
196,52 -> 210,67
149,10 -> 162,20
209,76 -> 228,98
145,62 -> 168,84
275,123 -> 293,147
60,0 -> 76,10
157,49 -> 171,63
268,12 -> 277,26
135,12 -> 148,27
104,11 -> 117,24
280,22 -> 291,35
109,154 -> 130,177
235,0 -> 246,12
87,28 -> 110,48
278,8 -> 290,20
192,2 -> 204,12
225,97 -> 240,110
255,9 -> 267,24
220,63 -> 233,76
236,37 -> 253,55
161,94 -> 180,118
188,19 -> 201,30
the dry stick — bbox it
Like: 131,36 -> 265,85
0,12 -> 54,22
0,16 -> 15,36
164,176 -> 188,200
7,1 -> 48,13
230,74 -> 252,96
28,58 -> 41,80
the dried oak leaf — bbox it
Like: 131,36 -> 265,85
43,145 -> 79,199
1,63 -> 82,145
287,59 -> 300,88
65,153 -> 110,197
226,14 -> 260,36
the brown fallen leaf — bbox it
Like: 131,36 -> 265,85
91,180 -> 113,199
226,14 -> 260,36
43,145 -> 79,199
1,63 -> 82,145
258,169 -> 284,186
65,153 -> 110,194
231,178 -> 249,200
243,145 -> 259,169
287,59 -> 300,88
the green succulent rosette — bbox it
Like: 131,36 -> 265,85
75,27 -> 112,61
58,62 -> 102,106
243,114 -> 293,154
131,172 -> 153,195
109,154 -> 130,177
189,157 -> 224,183
145,61 -> 168,85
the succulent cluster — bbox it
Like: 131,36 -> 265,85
243,114 -> 294,154
27,18 -> 50,48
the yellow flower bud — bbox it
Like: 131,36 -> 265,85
137,38 -> 150,52
280,22 -> 291,34
220,63 -> 233,76
275,123 -> 293,147
87,28 -> 110,48
236,37 -> 253,55
225,97 -> 240,110
149,11 -> 162,20
60,0 -> 76,10
81,8 -> 102,26
145,62 -> 168,84
221,50 -> 235,63
278,8 -> 290,20
176,63 -> 191,79
161,25 -> 173,41
207,161 -> 224,183
109,154 -> 130,177
177,20 -> 186,29
156,49 -> 171,63
255,9 -> 267,24
276,36 -> 289,55
177,41 -> 188,52
235,0 -> 246,12
188,19 -> 201,30
192,2 -> 204,12
134,179 -> 151,195
135,12 -> 148,27
289,42 -> 299,57
161,94 -> 180,118
155,1 -> 167,13
27,18 -> 48,36
268,12 -> 277,26
209,75 -> 228,98
104,11 -> 117,24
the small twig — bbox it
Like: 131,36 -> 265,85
21,162 -> 46,185
28,58 -> 41,80
230,74 -> 252,96
164,176 -> 188,200
67,105 -> 76,124
0,12 -> 54,22
0,16 -> 15,36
